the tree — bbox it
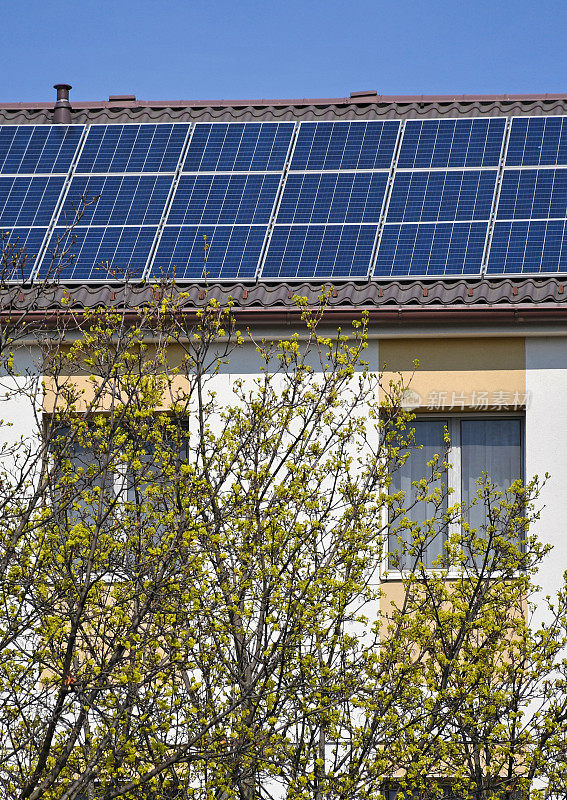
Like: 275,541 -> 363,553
0,267 -> 565,800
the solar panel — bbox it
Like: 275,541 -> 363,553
398,119 -> 505,169
151,225 -> 267,280
0,126 -> 83,174
167,174 -> 280,225
261,225 -> 376,279
290,121 -> 399,171
3,114 -> 567,284
76,124 -> 189,173
58,175 -> 173,226
182,123 -> 294,172
37,226 -> 157,281
0,227 -> 48,279
374,222 -> 488,277
497,169 -> 567,220
0,176 -> 65,226
276,172 -> 388,224
487,220 -> 567,275
506,117 -> 567,166
387,170 -> 497,223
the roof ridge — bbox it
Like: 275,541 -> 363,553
2,92 -> 567,111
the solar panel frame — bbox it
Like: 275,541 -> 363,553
151,224 -> 268,281
75,123 -> 190,174
289,120 -> 400,172
166,173 -> 282,226
275,171 -> 389,225
386,170 -> 498,224
486,219 -> 567,275
261,224 -> 378,280
374,221 -> 489,278
0,176 -> 66,227
506,116 -> 567,167
0,227 -> 52,280
57,174 -> 175,227
397,118 -> 506,169
37,225 -> 159,281
181,122 -> 295,173
0,125 -> 85,175
495,168 -> 567,221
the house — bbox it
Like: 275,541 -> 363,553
2,83 -> 566,609
1,84 -> 566,796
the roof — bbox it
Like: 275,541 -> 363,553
3,91 -> 567,125
2,89 -> 567,321
3,278 -> 567,327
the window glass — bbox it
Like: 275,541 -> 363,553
461,418 -> 522,532
123,418 -> 190,506
389,419 -> 448,569
49,424 -> 115,526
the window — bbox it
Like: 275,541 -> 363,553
48,422 -> 116,527
122,417 -> 190,507
47,417 -> 190,521
388,416 -> 523,572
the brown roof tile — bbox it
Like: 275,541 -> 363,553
3,278 -> 566,312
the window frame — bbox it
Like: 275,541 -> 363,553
44,413 -> 191,510
383,411 -> 525,580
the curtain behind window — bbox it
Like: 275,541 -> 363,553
389,419 -> 448,569
50,425 -> 115,526
461,418 -> 523,561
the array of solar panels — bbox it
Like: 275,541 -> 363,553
3,116 -> 567,281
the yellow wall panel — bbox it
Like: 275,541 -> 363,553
380,337 -> 526,409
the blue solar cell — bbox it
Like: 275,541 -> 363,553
76,125 -> 188,173
506,117 -> 567,166
183,123 -> 294,172
12,117 -> 567,283
290,121 -> 399,171
58,175 -> 173,226
398,119 -> 505,169
152,226 -> 267,280
487,220 -> 567,274
0,227 -> 48,279
387,170 -> 497,223
0,126 -> 83,174
167,174 -> 280,225
375,222 -> 487,277
497,169 -> 567,220
276,172 -> 388,224
261,225 -> 376,279
38,226 -> 157,280
0,176 -> 64,226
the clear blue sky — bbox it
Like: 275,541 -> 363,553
3,0 -> 566,102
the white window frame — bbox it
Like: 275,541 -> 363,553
382,412 -> 525,580
45,414 -> 191,510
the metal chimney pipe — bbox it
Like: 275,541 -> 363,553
53,84 -> 72,124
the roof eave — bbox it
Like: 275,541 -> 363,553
3,304 -> 567,329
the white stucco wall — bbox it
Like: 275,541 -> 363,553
0,345 -> 42,444
525,337 -> 567,613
